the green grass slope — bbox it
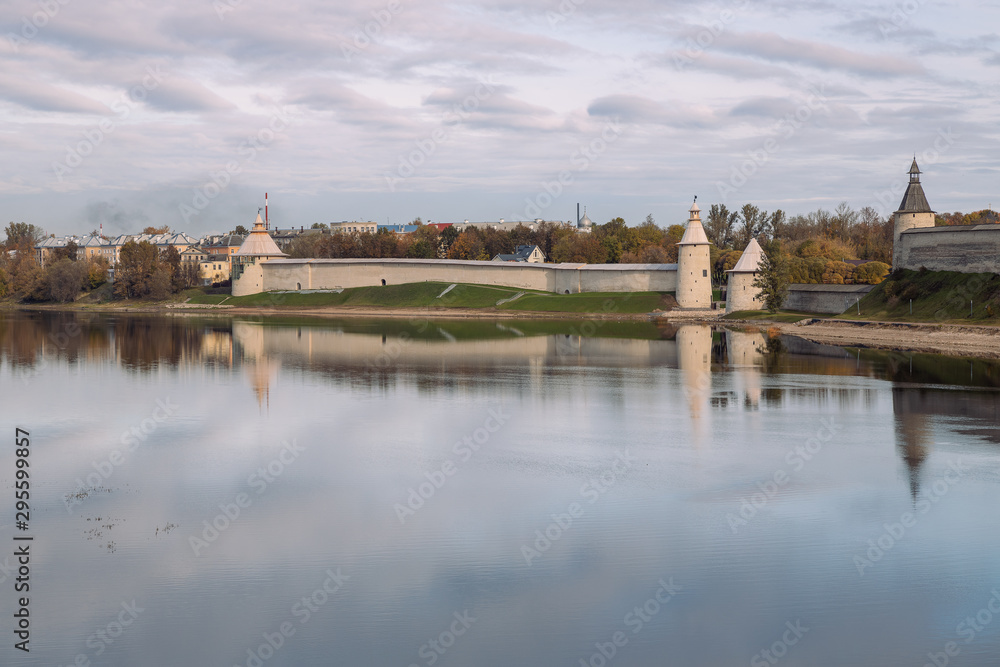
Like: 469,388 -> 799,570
221,282 -> 670,315
839,269 -> 1000,323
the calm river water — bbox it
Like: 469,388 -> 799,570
2,311 -> 999,666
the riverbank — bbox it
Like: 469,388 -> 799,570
765,318 -> 1000,359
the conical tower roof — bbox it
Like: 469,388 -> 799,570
729,237 -> 764,273
678,199 -> 709,245
896,158 -> 933,214
234,213 -> 287,257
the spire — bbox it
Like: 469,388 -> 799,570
679,197 -> 708,245
897,158 -> 933,213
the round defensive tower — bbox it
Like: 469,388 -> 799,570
892,158 -> 936,270
676,199 -> 712,309
725,237 -> 765,313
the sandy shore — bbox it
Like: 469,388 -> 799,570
769,318 -> 1000,359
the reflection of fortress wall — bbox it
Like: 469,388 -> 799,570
240,259 -> 677,296
232,322 -> 679,368
893,387 -> 1000,425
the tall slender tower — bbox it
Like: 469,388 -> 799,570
677,199 -> 712,309
892,158 -> 935,270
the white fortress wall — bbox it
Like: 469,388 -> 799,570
898,226 -> 1000,273
251,258 -> 677,295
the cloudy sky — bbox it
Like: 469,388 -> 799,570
1,0 -> 997,237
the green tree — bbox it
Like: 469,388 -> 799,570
751,240 -> 789,313
736,203 -> 770,249
601,236 -> 622,263
705,204 -> 738,249
234,225 -> 249,236
439,225 -> 460,253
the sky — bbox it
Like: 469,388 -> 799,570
0,0 -> 998,238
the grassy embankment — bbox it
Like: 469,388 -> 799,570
725,270 -> 1000,325
190,282 -> 672,315
838,269 -> 1000,324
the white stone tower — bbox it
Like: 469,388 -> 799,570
892,158 -> 935,270
676,198 -> 712,309
725,237 -> 765,313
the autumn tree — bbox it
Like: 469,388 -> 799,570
53,240 -> 79,262
114,240 -> 160,299
46,259 -> 87,302
142,225 -> 170,234
4,222 -> 45,247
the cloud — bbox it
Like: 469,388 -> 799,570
729,97 -> 798,118
713,31 -> 927,77
0,74 -> 109,114
144,79 -> 235,112
587,94 -> 716,128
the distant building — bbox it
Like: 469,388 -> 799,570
452,219 -> 567,233
202,233 -> 245,268
267,227 -> 319,251
34,236 -> 79,266
492,245 -> 546,263
181,246 -> 229,285
200,254 -> 231,285
378,224 -> 419,234
329,221 -> 378,234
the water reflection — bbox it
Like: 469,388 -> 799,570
3,310 -> 1000,666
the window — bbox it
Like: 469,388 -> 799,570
703,270 -> 708,277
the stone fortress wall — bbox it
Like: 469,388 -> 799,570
235,258 -> 678,297
896,225 -> 1000,274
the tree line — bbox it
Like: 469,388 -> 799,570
0,222 -> 200,303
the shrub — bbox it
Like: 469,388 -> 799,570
854,261 -> 890,285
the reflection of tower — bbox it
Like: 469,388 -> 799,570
232,321 -> 279,411
249,359 -> 276,410
726,330 -> 766,409
892,388 -> 930,500
676,199 -> 712,309
677,324 -> 712,445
